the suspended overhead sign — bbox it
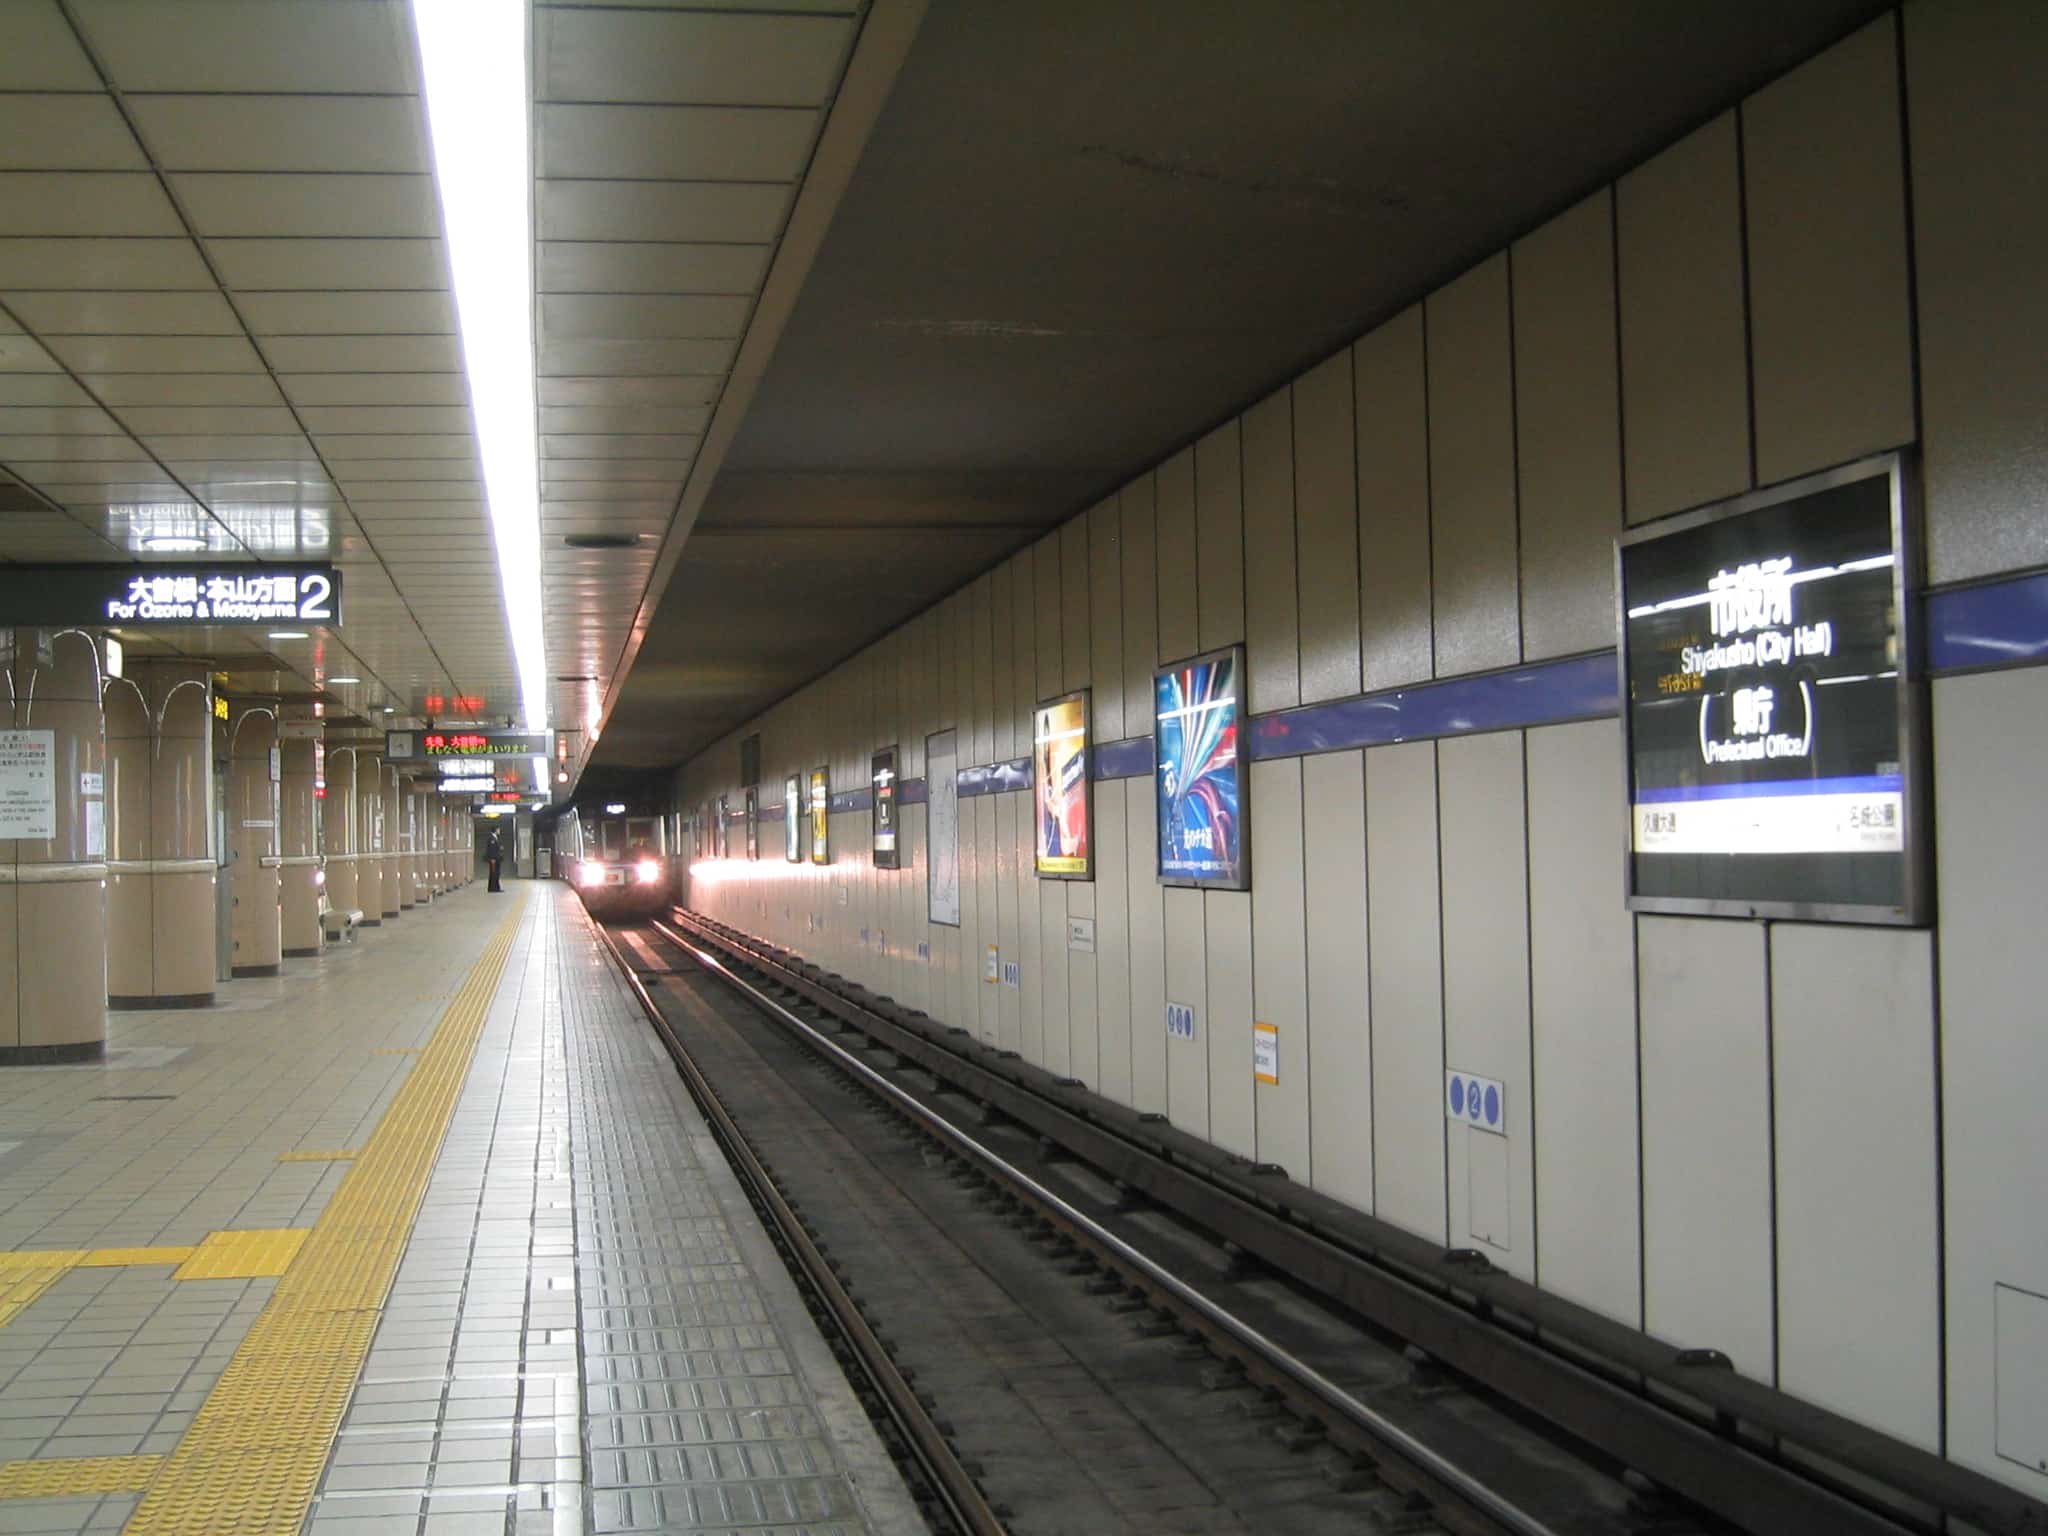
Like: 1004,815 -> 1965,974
1617,452 -> 1927,925
0,564 -> 342,627
386,729 -> 550,761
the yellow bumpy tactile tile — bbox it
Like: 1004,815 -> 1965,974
0,1455 -> 164,1499
0,1252 -> 85,1329
171,1230 -> 308,1282
78,1247 -> 197,1269
124,890 -> 527,1536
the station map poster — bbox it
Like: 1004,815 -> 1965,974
1154,645 -> 1248,889
809,767 -> 830,864
871,746 -> 900,869
1618,452 -> 1927,923
784,774 -> 802,862
1033,689 -> 1092,879
744,786 -> 759,860
927,729 -> 960,926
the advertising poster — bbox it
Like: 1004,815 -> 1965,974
1619,454 -> 1923,922
809,766 -> 830,864
1154,645 -> 1247,888
784,774 -> 802,862
744,786 -> 759,861
871,746 -> 900,869
1032,689 -> 1091,879
927,729 -> 960,926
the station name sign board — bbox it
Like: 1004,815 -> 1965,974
386,729 -> 550,762
1617,452 -> 1926,924
0,564 -> 341,627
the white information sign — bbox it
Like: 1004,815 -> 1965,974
84,799 -> 104,858
1067,917 -> 1096,954
927,729 -> 961,927
80,771 -> 103,797
1253,1022 -> 1279,1085
983,944 -> 999,984
1166,1001 -> 1197,1041
1445,1070 -> 1507,1136
0,730 -> 55,839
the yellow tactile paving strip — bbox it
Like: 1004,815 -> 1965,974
275,1150 -> 356,1163
121,889 -> 527,1536
0,1253 -> 80,1329
0,1230 -> 315,1326
0,1455 -> 163,1499
170,1230 -> 307,1282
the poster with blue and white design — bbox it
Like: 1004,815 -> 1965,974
1154,645 -> 1248,889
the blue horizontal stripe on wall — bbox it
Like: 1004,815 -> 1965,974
1636,773 -> 1902,803
827,790 -> 866,814
1925,568 -> 2048,674
778,570 -> 2045,811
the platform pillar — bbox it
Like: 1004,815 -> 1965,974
408,780 -> 430,904
106,668 -> 215,1009
228,707 -> 281,977
279,723 -> 320,956
381,761 -> 402,919
324,747 -> 358,921
356,752 -> 385,925
0,629 -> 108,1063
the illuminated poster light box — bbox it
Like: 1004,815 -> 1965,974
1032,689 -> 1092,880
809,767 -> 830,865
1616,451 -> 1929,925
1154,645 -> 1248,890
871,746 -> 900,870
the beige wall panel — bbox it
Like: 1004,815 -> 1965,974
1241,388 -> 1300,711
1162,885 -> 1209,1139
1617,113 -> 1751,522
1249,758 -> 1311,1178
1034,534 -> 1063,704
1094,781 -> 1132,1106
971,795 -> 997,1043
1060,516 -> 1091,699
1772,924 -> 1939,1451
996,790 -> 1021,1053
902,801 -> 929,1019
1513,191 -> 1623,660
19,881 -> 104,1047
1365,740 -> 1446,1244
1120,475 -> 1161,735
1126,777 -> 1168,1115
1639,915 -> 1774,1381
1155,448 -> 1198,663
1293,349 -> 1361,702
1427,254 -> 1521,677
1906,0 -> 2048,583
1088,500 -> 1126,743
1931,666 -> 2048,1488
1304,749 -> 1371,1212
1744,17 -> 1913,486
1067,880 -> 1099,1091
973,574 -> 997,769
1038,876 -> 1070,1075
1205,890 -> 1256,1160
1437,730 -> 1535,1277
952,594 -> 976,780
1526,720 -> 1641,1326
1016,789 -> 1043,1063
1354,307 -> 1434,690
1009,550 -> 1035,764
1194,419 -> 1245,652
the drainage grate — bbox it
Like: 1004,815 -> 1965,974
90,1094 -> 177,1102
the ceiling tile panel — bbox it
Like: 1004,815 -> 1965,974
171,173 -> 440,238
44,334 -> 266,372
542,461 -> 695,485
72,0 -> 417,93
541,434 -> 701,461
0,376 -> 92,406
115,406 -> 304,435
3,291 -> 242,335
0,97 -> 150,171
298,405 -> 475,435
260,334 -> 462,372
0,1 -> 101,89
538,338 -> 736,377
237,290 -> 454,336
127,96 -> 429,174
0,406 -> 123,435
0,173 -> 184,237
0,238 -> 216,290
538,104 -> 817,182
539,294 -> 750,343
538,242 -> 769,296
538,9 -> 851,107
80,374 -> 286,406
537,181 -> 789,243
0,435 -> 142,462
280,372 -> 468,406
538,405 -> 712,435
210,238 -> 450,292
537,374 -> 721,407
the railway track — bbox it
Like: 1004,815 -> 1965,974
592,909 -> 1717,1536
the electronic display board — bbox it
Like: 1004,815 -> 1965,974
1618,452 -> 1927,923
1033,689 -> 1091,879
784,775 -> 802,862
1154,645 -> 1248,889
388,729 -> 549,761
871,746 -> 900,869
809,767 -> 830,865
0,564 -> 341,627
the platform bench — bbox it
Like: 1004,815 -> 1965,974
320,908 -> 365,945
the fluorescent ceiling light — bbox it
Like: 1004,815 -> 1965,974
413,0 -> 547,732
142,534 -> 208,553
268,630 -> 308,640
327,675 -> 361,685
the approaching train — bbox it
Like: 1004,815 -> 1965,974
556,802 -> 678,919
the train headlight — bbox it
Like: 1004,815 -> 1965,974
578,863 -> 605,888
634,859 -> 661,885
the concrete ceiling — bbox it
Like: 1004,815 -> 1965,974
592,0 -> 1888,769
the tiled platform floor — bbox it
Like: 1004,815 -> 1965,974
0,884 -> 917,1535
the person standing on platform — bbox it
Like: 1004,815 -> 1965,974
486,829 -> 504,893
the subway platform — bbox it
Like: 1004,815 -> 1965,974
0,884 -> 919,1536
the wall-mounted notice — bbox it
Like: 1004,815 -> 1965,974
872,745 -> 900,869
0,730 -> 55,838
809,768 -> 830,864
744,786 -> 759,861
927,729 -> 960,926
1445,1070 -> 1506,1136
784,775 -> 802,863
1619,452 -> 1926,923
1253,1022 -> 1279,1085
1033,689 -> 1092,879
983,944 -> 999,984
1166,1001 -> 1197,1041
1155,645 -> 1248,889
84,799 -> 104,859
1066,917 -> 1095,954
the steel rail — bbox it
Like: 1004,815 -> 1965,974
650,917 -> 1563,1536
585,912 -> 1005,1536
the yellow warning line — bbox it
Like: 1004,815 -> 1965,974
0,1455 -> 162,1499
120,889 -> 529,1536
